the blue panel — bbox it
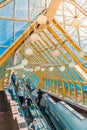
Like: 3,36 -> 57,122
0,0 -> 29,56
70,83 -> 74,90
51,80 -> 55,85
64,82 -> 68,87
0,0 -> 5,3
58,81 -> 62,86
76,84 -> 81,92
0,48 -> 7,55
65,69 -> 76,80
70,69 -> 84,82
83,86 -> 87,91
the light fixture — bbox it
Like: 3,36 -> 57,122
35,66 -> 40,71
6,67 -> 13,71
36,14 -> 47,25
21,59 -> 28,66
4,79 -> 7,82
78,51 -> 85,58
72,17 -> 81,28
25,47 -> 33,55
24,68 -> 28,71
49,67 -> 54,72
30,68 -> 34,72
41,68 -> 45,72
30,33 -> 39,42
14,64 -> 24,69
5,74 -> 8,77
69,62 -> 75,68
34,69 -> 37,72
60,66 -> 65,72
52,49 -> 60,57
23,74 -> 25,78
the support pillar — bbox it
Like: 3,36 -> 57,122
62,81 -> 66,98
57,81 -> 60,95
68,81 -> 71,99
54,80 -> 56,93
48,80 -> 51,92
81,86 -> 84,105
74,83 -> 77,102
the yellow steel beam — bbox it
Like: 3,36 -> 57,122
37,39 -> 66,80
37,0 -> 62,32
28,41 -> 63,81
81,86 -> 85,105
47,27 -> 87,74
53,20 -> 87,60
0,16 -> 34,22
21,40 -> 60,81
62,81 -> 66,98
0,25 -> 34,67
74,83 -> 77,102
41,31 -> 85,83
0,79 -> 4,90
23,43 -> 58,80
46,0 -> 62,22
54,80 -> 57,93
35,71 -> 44,89
0,0 -> 12,8
68,81 -> 71,99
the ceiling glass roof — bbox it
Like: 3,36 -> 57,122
0,0 -> 5,3
0,0 -> 50,56
0,0 -> 87,92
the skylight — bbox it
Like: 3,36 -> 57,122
74,65 -> 87,80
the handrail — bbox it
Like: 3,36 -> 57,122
9,83 -> 29,130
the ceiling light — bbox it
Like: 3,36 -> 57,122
15,64 -> 24,69
78,51 -> 85,58
35,66 -> 40,71
52,49 -> 60,57
23,74 -> 25,78
34,69 -> 37,72
30,68 -> 34,72
49,67 -> 54,72
25,47 -> 33,55
60,66 -> 65,72
21,59 -> 28,66
4,79 -> 7,82
36,15 -> 47,25
5,74 -> 8,77
72,17 -> 81,28
69,62 -> 75,68
41,68 -> 45,72
30,33 -> 39,42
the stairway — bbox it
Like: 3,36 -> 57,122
0,91 -> 19,130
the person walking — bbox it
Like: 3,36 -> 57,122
37,89 -> 42,106
29,118 -> 40,130
22,99 -> 28,118
40,95 -> 46,114
17,87 -> 24,105
11,72 -> 16,86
